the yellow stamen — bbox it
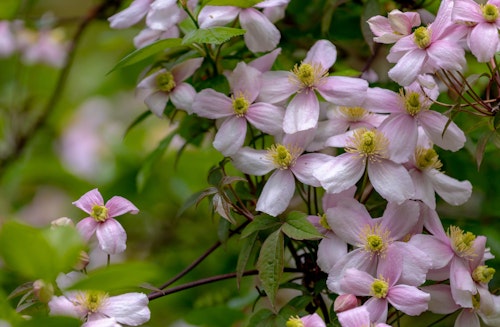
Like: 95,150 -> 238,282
404,92 -> 422,116
286,316 -> 304,327
290,62 -> 327,91
345,128 -> 389,161
359,223 -> 392,256
91,205 -> 108,222
267,144 -> 301,170
414,26 -> 431,49
482,4 -> 499,23
370,277 -> 389,299
472,265 -> 495,284
339,106 -> 369,121
156,71 -> 176,92
448,225 -> 476,259
319,213 -> 331,230
415,147 -> 442,171
232,94 -> 249,116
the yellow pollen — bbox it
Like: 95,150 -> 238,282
482,4 -> 499,22
360,223 -> 391,256
232,95 -> 249,116
415,147 -> 442,171
472,265 -> 496,284
370,277 -> 389,299
286,316 -> 304,327
448,226 -> 477,259
404,92 -> 422,116
414,26 -> 431,49
339,106 -> 368,121
91,205 -> 108,222
156,71 -> 176,92
267,144 -> 301,170
291,62 -> 327,90
75,291 -> 108,313
346,128 -> 389,160
319,213 -> 331,230
472,292 -> 481,310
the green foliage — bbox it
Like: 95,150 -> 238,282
17,316 -> 81,327
256,229 -> 284,309
182,27 -> 246,45
202,0 -> 263,8
185,306 -> 245,327
0,222 -> 84,281
282,211 -> 323,241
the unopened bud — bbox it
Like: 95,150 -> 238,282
33,280 -> 54,303
73,250 -> 90,271
334,294 -> 360,313
50,217 -> 74,228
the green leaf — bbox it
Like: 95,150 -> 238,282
236,232 -> 258,287
68,262 -> 159,292
137,129 -> 178,192
240,214 -> 281,239
108,38 -> 183,73
282,211 -> 322,240
256,229 -> 284,309
217,216 -> 232,244
182,27 -> 245,45
203,0 -> 262,8
185,306 -> 245,327
0,222 -> 84,280
246,308 -> 277,327
124,110 -> 152,138
0,0 -> 20,19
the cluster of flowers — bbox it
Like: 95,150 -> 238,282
44,189 -> 151,327
87,0 -> 500,326
0,19 -> 67,67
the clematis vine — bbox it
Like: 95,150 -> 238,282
73,188 -> 139,255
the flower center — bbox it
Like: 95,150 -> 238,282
472,292 -> 481,310
482,4 -> 499,22
370,277 -> 389,299
156,71 -> 176,92
291,62 -> 327,91
267,144 -> 301,170
339,106 -> 368,121
359,223 -> 392,256
345,128 -> 389,161
472,265 -> 496,284
286,316 -> 304,327
413,26 -> 431,49
232,95 -> 249,116
415,147 -> 442,171
91,205 -> 108,222
404,91 -> 422,116
319,213 -> 331,230
448,225 -> 476,259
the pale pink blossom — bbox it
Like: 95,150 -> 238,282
73,189 -> 139,255
337,306 -> 391,327
259,40 -> 368,133
452,0 -> 500,62
133,26 -> 179,48
21,28 -> 67,68
387,0 -> 467,85
108,0 -> 152,29
368,9 -> 421,44
334,294 -> 360,313
137,57 -> 203,116
192,61 -> 284,156
0,21 -> 17,57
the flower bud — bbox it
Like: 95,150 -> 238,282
33,279 -> 54,303
73,250 -> 90,271
50,217 -> 74,228
334,294 -> 360,313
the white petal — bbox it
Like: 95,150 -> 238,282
239,8 -> 280,52
95,219 -> 127,255
213,116 -> 247,156
101,293 -> 150,326
315,153 -> 364,194
367,159 -> 414,203
256,170 -> 295,216
231,147 -> 275,175
428,170 -> 472,206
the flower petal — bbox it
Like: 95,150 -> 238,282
228,62 -> 262,101
239,8 -> 280,53
231,147 -> 275,175
427,170 -> 472,206
304,40 -> 337,70
419,109 -> 466,151
73,189 -> 104,214
292,153 -> 332,187
388,285 -> 430,316
245,103 -> 284,135
283,91 -> 320,134
420,284 -> 460,314
326,198 -> 373,246
213,116 -> 247,156
379,113 -> 417,163
198,6 -> 240,28
108,0 -> 151,29
105,196 -> 139,218
315,153 -> 364,194
96,219 -> 127,254
318,76 -> 368,107
367,159 -> 414,204
388,48 -> 426,86
76,218 -> 98,242
145,91 -> 169,117
170,83 -> 197,113
192,89 -> 233,118
172,57 -> 204,83
101,293 -> 150,326
469,23 -> 499,62
256,169 -> 295,216
258,71 -> 297,103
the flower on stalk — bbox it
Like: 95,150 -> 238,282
452,0 -> 500,62
49,290 -> 150,326
368,9 -> 421,44
136,57 -> 203,116
73,188 -> 139,255
258,39 -> 368,134
192,61 -> 284,156
231,130 -> 331,216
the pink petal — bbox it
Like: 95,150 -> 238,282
341,268 -> 374,296
427,170 -> 472,206
455,309 -> 481,327
367,159 -> 414,204
408,234 -> 454,270
108,0 -> 151,29
364,87 -> 402,114
258,71 -> 297,103
469,23 -> 499,62
145,91 -> 169,117
388,49 -> 427,86
452,0 -> 484,24
327,249 -> 375,294
389,242 -> 432,286
101,293 -> 150,326
170,83 -> 197,113
317,233 -> 348,273
228,62 -> 262,101
318,76 -> 368,106
364,297 -> 388,323
96,219 -> 127,254
192,89 -> 233,118
239,8 -> 280,53
256,169 -> 295,216
389,10 -> 421,35
76,218 -> 99,242
410,169 -> 437,210
427,40 -> 466,71
146,0 -> 183,31
420,284 -> 460,314
419,110 -> 466,151
49,295 -> 81,318
245,103 -> 284,135
172,57 -> 204,83
315,153 -> 364,194
387,285 -> 430,315
213,116 -> 247,156
379,113 -> 417,163
249,48 -> 281,72
83,318 -> 121,327
231,147 -> 275,175
283,91 -> 320,134
326,198 -> 373,246
337,307 -> 371,327
450,257 -> 476,308
73,189 -> 104,214
380,201 -> 420,240
292,153 -> 332,187
105,196 -> 139,218
301,313 -> 326,327
198,6 -> 240,28
304,40 -> 337,70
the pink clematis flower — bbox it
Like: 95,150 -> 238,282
137,57 -> 203,116
198,1 -> 287,53
368,9 -> 421,44
49,290 -> 150,326
192,61 -> 284,156
0,21 -> 17,57
285,313 -> 326,327
259,39 -> 368,133
108,0 -> 153,29
337,306 -> 391,327
231,130 -> 331,216
453,0 -> 500,62
387,0 -> 467,85
339,252 -> 430,323
73,188 -> 139,255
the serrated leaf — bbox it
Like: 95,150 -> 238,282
282,211 -> 322,240
137,129 -> 178,192
256,229 -> 284,309
236,232 -> 258,288
108,38 -> 183,73
203,0 -> 262,8
68,262 -> 159,292
182,27 -> 245,45
240,214 -> 281,239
